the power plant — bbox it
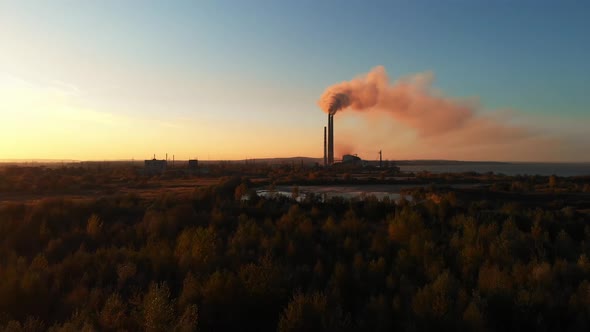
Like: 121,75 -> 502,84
323,114 -> 335,166
321,108 -> 390,168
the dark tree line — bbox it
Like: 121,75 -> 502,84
0,175 -> 590,331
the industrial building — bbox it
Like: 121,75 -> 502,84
342,154 -> 362,164
144,156 -> 167,175
321,114 -> 393,169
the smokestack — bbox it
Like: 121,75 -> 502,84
328,114 -> 334,165
323,126 -> 327,166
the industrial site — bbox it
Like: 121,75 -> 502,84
2,1 -> 590,331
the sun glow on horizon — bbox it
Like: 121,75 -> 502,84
1,1 -> 589,162
0,74 -> 325,161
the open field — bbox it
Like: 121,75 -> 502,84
0,177 -> 221,203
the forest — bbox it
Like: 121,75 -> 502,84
1,165 -> 590,331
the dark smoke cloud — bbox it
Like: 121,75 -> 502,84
325,93 -> 350,115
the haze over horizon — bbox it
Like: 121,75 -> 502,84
1,1 -> 589,162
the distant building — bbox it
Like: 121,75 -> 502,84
188,159 -> 198,169
342,154 -> 362,164
144,158 -> 167,175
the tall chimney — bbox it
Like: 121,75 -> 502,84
328,114 -> 334,165
323,126 -> 327,166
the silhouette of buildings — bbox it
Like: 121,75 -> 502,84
342,154 -> 361,164
144,157 -> 167,175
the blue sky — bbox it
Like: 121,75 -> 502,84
1,0 -> 588,160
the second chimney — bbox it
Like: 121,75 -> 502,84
323,126 -> 327,166
328,114 -> 334,165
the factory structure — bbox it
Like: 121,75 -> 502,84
141,108 -> 390,173
324,113 -> 360,166
323,113 -> 335,166
322,114 -> 392,168
144,155 -> 167,175
143,154 -> 199,175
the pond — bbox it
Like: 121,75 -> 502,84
244,184 -> 482,202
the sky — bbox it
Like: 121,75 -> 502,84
0,0 -> 589,161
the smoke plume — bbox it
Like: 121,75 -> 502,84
319,66 -> 478,137
318,66 -> 589,161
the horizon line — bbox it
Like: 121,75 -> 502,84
2,158 -> 590,164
